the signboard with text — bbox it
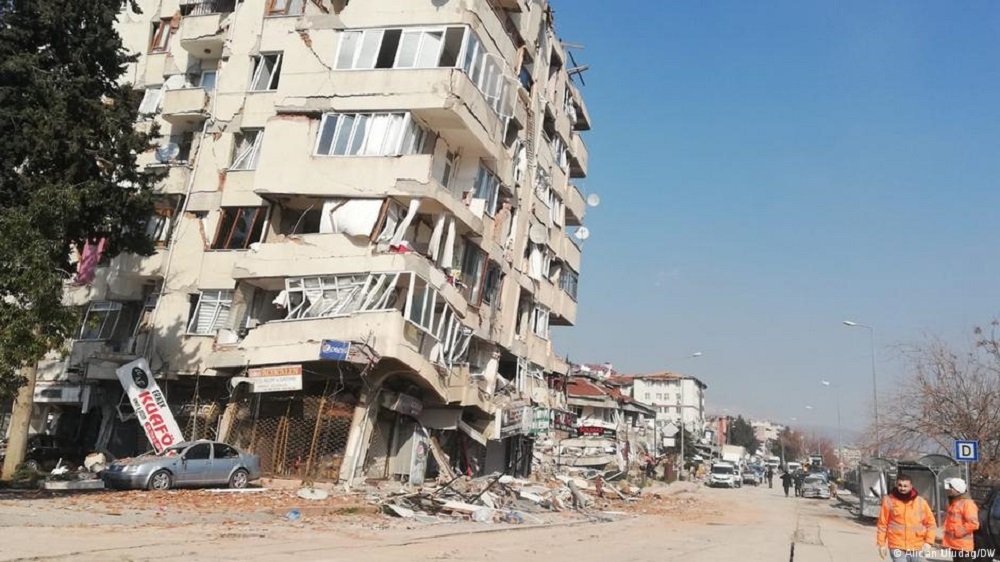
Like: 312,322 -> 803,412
115,358 -> 184,454
575,426 -> 617,439
320,340 -> 351,361
248,364 -> 303,393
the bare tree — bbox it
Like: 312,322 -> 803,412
880,322 -> 1000,479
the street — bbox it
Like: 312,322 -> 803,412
0,482 -> 887,561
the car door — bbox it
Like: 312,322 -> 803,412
177,443 -> 212,486
211,443 -> 240,484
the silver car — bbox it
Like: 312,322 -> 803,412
102,440 -> 261,491
801,473 -> 832,499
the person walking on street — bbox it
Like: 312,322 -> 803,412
876,474 -> 937,562
941,478 -> 979,559
766,467 -> 774,488
780,471 -> 793,497
793,470 -> 804,497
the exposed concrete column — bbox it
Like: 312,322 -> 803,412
340,395 -> 378,487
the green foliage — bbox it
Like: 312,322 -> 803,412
729,416 -> 760,453
0,0 -> 156,397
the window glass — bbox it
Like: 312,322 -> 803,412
184,443 -> 211,460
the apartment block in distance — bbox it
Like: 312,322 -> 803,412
33,0 -> 592,484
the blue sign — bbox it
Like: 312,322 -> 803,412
320,340 -> 351,361
955,440 -> 979,462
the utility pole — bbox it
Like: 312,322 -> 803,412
1,364 -> 38,480
678,380 -> 684,480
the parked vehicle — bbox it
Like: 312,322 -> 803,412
708,462 -> 742,488
801,473 -> 832,499
785,461 -> 802,473
102,440 -> 261,491
0,434 -> 85,471
742,469 -> 762,486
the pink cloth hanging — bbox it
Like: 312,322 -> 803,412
74,238 -> 107,285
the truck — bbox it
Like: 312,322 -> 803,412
721,445 -> 747,465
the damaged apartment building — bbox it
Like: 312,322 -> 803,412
34,0 -> 592,485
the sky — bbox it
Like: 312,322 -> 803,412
550,1 -> 1000,433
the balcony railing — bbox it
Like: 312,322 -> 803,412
181,0 -> 236,16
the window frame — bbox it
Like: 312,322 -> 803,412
265,0 -> 305,16
314,112 -> 426,157
531,304 -> 550,339
79,301 -> 124,341
249,53 -> 283,92
187,289 -> 234,336
335,25 -> 468,71
473,163 -> 502,217
211,207 -> 268,250
230,129 -> 264,171
149,18 -> 173,54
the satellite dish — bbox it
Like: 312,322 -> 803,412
573,226 -> 590,241
528,223 -> 549,245
586,193 -> 601,207
155,143 -> 180,163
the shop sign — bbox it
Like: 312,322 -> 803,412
552,410 -> 577,432
319,340 -> 351,361
248,364 -> 303,393
575,426 -> 617,439
498,406 -> 532,439
115,358 -> 184,454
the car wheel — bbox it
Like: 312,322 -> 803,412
229,468 -> 249,489
23,459 -> 40,472
148,469 -> 172,491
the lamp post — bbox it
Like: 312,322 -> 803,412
843,320 -> 879,456
821,380 -> 843,472
673,352 -> 702,481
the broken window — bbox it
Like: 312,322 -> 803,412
144,195 -> 185,249
548,191 -> 565,227
461,31 -> 515,118
559,267 -> 579,301
187,290 -> 233,335
527,242 -> 553,281
315,112 -> 427,157
250,53 -> 282,91
531,304 -> 550,339
212,207 -> 267,250
440,150 -> 459,190
79,301 -> 123,341
407,284 -> 437,332
230,129 -> 263,170
335,26 -> 467,70
473,163 -> 501,217
482,262 -> 503,307
181,0 -> 237,16
458,241 -> 486,304
149,19 -> 173,53
281,275 -> 368,319
266,0 -> 305,16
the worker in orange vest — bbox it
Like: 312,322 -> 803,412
876,474 -> 937,561
941,477 -> 979,558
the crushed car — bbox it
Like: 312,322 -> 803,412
102,440 -> 261,491
801,472 -> 832,499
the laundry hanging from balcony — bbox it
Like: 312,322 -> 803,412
318,198 -> 383,237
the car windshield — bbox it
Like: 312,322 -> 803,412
712,466 -> 734,474
804,475 -> 827,484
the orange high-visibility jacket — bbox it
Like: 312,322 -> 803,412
942,497 -> 979,552
876,493 -> 937,551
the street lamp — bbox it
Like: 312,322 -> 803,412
843,320 -> 880,456
821,380 -> 843,472
674,352 -> 702,481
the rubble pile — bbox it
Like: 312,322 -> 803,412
376,468 -> 650,524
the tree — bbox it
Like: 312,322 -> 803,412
880,322 -> 1000,480
772,427 -> 805,463
0,0 -> 155,395
0,0 -> 156,476
729,416 -> 760,453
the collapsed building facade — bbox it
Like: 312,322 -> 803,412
34,0 -> 591,485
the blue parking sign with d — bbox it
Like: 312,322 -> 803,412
955,440 -> 979,462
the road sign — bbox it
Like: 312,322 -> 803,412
955,440 -> 979,462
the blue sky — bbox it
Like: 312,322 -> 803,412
550,1 -> 1000,431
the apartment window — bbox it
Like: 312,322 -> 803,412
187,290 -> 233,335
549,191 -> 565,227
551,134 -> 568,170
336,26 -> 466,70
482,262 -> 503,306
212,207 -> 267,250
283,275 -> 368,319
250,53 -> 282,91
473,164 -> 501,216
440,150 -> 459,189
559,267 -> 578,300
656,393 -> 663,400
461,31 -> 514,117
195,70 -> 217,92
459,241 -> 486,304
266,0 -> 305,16
315,112 -> 427,157
531,304 -> 549,339
79,302 -> 123,341
145,196 -> 185,249
149,19 -> 173,53
408,286 -> 437,332
138,86 -> 163,116
230,129 -> 263,171
644,393 -> 651,400
527,242 -> 553,281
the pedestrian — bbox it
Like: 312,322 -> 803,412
876,474 -> 936,561
781,471 -> 793,497
941,477 -> 979,559
793,470 -> 804,497
766,467 -> 774,488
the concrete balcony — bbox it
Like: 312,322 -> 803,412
565,183 -> 586,227
142,52 -> 168,88
147,164 -> 192,196
115,249 -> 167,280
162,87 -> 210,126
567,82 -> 592,132
569,132 -> 589,179
179,0 -> 235,60
553,231 -> 582,274
275,68 -> 509,163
